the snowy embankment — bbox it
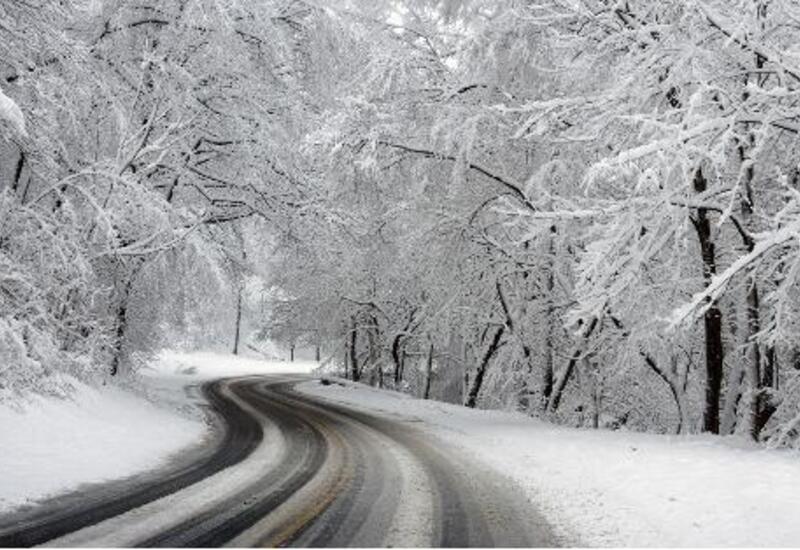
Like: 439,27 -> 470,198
0,351 -> 315,514
298,379 -> 800,547
0,377 -> 204,513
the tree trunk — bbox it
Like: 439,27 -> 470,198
496,280 -> 536,411
423,342 -> 434,400
109,292 -> 130,377
692,167 -> 725,434
232,288 -> 242,355
350,316 -> 360,381
542,233 -> 556,412
700,276 -> 724,434
290,343 -> 295,362
110,277 -> 135,376
367,314 -> 379,386
643,353 -> 688,435
391,333 -> 404,385
548,316 -> 599,413
587,359 -> 601,429
744,283 -> 762,439
465,325 -> 505,408
343,341 -> 350,380
721,361 -> 745,435
741,0 -> 772,440
11,150 -> 25,194
738,120 -> 762,439
109,259 -> 146,377
756,346 -> 777,434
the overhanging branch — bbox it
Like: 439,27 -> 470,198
378,141 -> 536,212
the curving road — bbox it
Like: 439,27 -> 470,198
0,375 -> 556,547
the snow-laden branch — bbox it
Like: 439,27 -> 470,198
669,225 -> 799,328
696,1 -> 800,84
0,85 -> 26,138
589,117 -> 730,173
378,141 -> 536,212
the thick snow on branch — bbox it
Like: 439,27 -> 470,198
0,85 -> 27,138
669,225 -> 799,328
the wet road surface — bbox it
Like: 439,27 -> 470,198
0,375 -> 556,547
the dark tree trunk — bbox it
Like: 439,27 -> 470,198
110,277 -> 135,376
366,314 -> 379,386
465,325 -> 505,408
350,316 -> 360,382
109,257 -> 147,377
290,344 -> 295,362
691,168 -> 725,434
642,353 -> 687,435
391,333 -> 404,385
737,96 -> 765,440
11,151 -> 25,194
165,175 -> 179,203
109,299 -> 128,377
423,342 -> 434,400
496,280 -> 536,410
756,346 -> 778,434
548,316 -> 599,413
232,288 -> 242,355
542,233 -> 556,411
744,283 -> 763,439
392,310 -> 416,385
343,343 -> 350,380
701,307 -> 724,434
315,344 -> 321,362
741,11 -> 770,439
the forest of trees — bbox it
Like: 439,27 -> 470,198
3,0 -> 800,447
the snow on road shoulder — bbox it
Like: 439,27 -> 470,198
0,350 -> 316,515
297,379 -> 800,547
0,376 -> 206,514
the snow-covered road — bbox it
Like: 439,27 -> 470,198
0,372 -> 555,547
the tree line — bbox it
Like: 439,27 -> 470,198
265,0 -> 800,446
0,0 -> 319,396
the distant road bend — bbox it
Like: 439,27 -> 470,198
0,375 -> 556,547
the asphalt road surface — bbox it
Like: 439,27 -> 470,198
0,375 -> 557,547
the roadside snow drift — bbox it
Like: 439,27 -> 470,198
0,378 -> 205,513
298,378 -> 800,547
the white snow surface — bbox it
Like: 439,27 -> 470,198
297,378 -> 800,547
0,376 -> 205,513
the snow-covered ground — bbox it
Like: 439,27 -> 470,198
298,379 -> 800,547
0,351 -> 315,514
0,376 -> 205,513
5,351 -> 798,546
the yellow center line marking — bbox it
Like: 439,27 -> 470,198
259,414 -> 355,547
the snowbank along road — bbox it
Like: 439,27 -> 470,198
0,375 -> 556,547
